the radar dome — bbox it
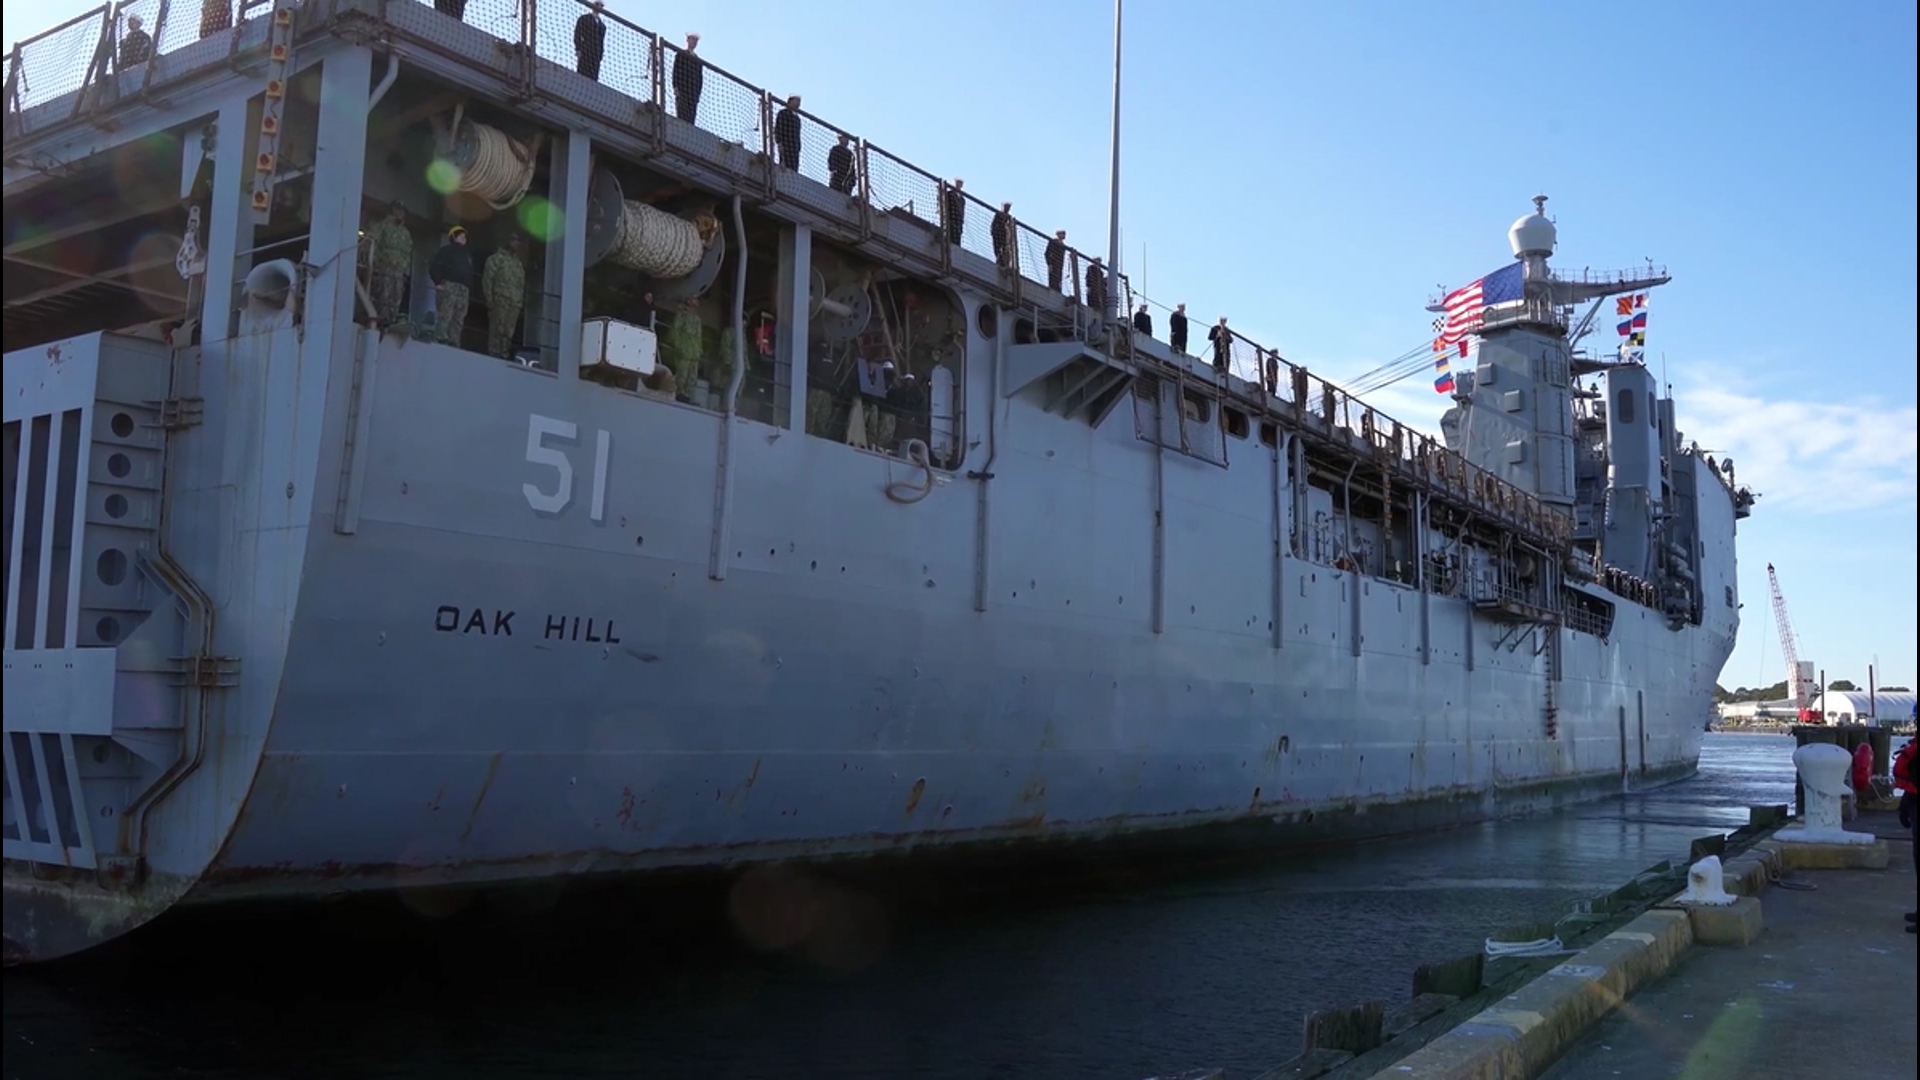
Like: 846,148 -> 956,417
1508,195 -> 1556,256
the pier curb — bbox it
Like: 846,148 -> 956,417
1717,848 -> 1775,895
1361,909 -> 1693,1080
1773,837 -> 1890,870
1666,894 -> 1763,946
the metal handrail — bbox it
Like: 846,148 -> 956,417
4,0 -> 1574,551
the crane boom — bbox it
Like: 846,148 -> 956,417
1766,563 -> 1815,721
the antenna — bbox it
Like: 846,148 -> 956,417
1105,0 -> 1124,318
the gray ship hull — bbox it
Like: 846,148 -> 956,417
4,327 -> 1723,962
3,7 -> 1741,964
212,337 -> 1716,893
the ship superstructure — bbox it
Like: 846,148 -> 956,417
3,1 -> 1752,963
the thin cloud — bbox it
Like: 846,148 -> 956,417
1311,359 -> 1917,515
1674,367 -> 1917,511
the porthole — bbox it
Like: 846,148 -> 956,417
96,548 -> 128,586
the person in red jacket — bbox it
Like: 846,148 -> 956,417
1894,737 -> 1915,932
1852,741 -> 1875,807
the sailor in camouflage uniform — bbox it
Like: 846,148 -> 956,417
366,201 -> 413,327
481,234 -> 527,359
663,297 -> 706,400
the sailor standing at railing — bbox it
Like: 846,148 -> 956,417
1045,230 -> 1067,292
1084,258 -> 1108,320
673,34 -> 705,123
942,179 -> 966,245
1169,303 -> 1189,354
575,1 -> 608,81
1132,303 -> 1152,338
1209,316 -> 1232,373
481,234 -> 527,359
828,134 -> 856,194
429,226 -> 473,348
367,202 -> 414,328
774,96 -> 803,170
119,14 -> 152,68
991,202 -> 1016,272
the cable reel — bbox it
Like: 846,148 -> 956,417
809,268 -> 871,346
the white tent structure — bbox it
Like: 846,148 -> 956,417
1811,690 -> 1918,725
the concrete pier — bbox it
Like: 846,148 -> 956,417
1539,818 -> 1914,1080
1356,813 -> 1913,1080
1141,808 -> 1915,1080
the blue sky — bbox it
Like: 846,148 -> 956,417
17,0 -> 1917,688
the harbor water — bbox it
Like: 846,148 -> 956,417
2,734 -> 1815,1080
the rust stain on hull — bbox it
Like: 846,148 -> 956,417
726,758 -> 763,810
458,751 -> 505,845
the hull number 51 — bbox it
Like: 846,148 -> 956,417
523,413 -> 611,522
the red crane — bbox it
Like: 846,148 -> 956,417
1766,563 -> 1817,722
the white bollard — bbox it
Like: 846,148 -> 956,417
1679,855 -> 1736,906
1780,742 -> 1876,845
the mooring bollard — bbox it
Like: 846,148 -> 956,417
1774,742 -> 1891,869
1786,743 -> 1875,842
1680,855 -> 1736,905
1662,854 -> 1763,945
1790,725 -> 1894,813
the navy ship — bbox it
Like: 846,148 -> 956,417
2,0 -> 1753,963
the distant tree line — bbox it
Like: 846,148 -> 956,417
1715,681 -> 1788,704
1714,678 -> 1910,703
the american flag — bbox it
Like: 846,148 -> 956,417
1435,262 -> 1524,349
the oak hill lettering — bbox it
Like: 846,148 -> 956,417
434,606 -> 619,644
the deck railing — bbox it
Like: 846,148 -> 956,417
6,0 -> 1574,551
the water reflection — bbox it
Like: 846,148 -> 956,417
2,734 -> 1805,1080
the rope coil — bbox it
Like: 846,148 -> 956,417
1483,936 -> 1571,958
443,116 -> 537,211
607,200 -> 707,278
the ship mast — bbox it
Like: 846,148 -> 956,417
1106,0 -> 1124,307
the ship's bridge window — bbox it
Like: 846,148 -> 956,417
1616,388 -> 1636,425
